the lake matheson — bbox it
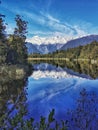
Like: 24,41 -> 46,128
0,61 -> 98,129
1,0 -> 98,129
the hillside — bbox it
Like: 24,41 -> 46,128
60,35 -> 98,50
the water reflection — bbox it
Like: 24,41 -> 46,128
30,60 -> 98,79
32,63 -> 92,79
0,61 -> 98,125
0,67 -> 28,126
26,61 -> 98,121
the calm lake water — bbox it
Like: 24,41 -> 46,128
0,61 -> 98,122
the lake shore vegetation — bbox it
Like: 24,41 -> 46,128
28,41 -> 98,63
0,13 -> 32,75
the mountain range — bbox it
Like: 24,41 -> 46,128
26,35 -> 98,54
26,35 -> 71,45
26,43 -> 63,54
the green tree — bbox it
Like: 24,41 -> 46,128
8,15 -> 28,64
0,14 -> 7,64
67,89 -> 98,130
14,15 -> 28,64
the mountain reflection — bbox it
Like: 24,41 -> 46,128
31,60 -> 98,79
26,61 -> 98,122
0,61 -> 98,128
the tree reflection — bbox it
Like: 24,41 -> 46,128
30,60 -> 98,79
0,67 -> 28,129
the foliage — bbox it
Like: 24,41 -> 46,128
66,89 -> 98,130
0,14 -> 8,64
0,109 -> 67,130
6,15 -> 28,64
0,89 -> 98,130
0,13 -> 28,65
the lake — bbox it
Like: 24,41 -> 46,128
0,60 -> 98,126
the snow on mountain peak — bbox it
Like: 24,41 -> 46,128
26,35 -> 73,45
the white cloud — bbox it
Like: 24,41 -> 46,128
2,5 -> 91,39
28,30 -> 54,36
45,14 -> 60,23
2,0 -> 98,40
26,13 -> 91,45
2,4 -> 95,41
6,26 -> 14,34
74,25 -> 88,37
26,12 -> 89,38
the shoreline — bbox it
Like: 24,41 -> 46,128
28,57 -> 98,63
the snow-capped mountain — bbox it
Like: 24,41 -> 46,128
26,42 -> 63,54
26,35 -> 68,54
26,35 -> 71,45
26,35 -> 98,54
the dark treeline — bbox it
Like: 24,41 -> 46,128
0,14 -> 28,65
29,41 -> 98,60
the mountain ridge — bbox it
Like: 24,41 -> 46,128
26,35 -> 98,54
60,34 -> 98,50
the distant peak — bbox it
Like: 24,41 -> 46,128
26,35 -> 73,45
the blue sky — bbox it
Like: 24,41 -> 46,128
0,0 -> 98,38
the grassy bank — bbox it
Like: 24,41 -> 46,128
28,57 -> 70,61
0,64 -> 32,80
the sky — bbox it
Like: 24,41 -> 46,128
0,0 -> 98,39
